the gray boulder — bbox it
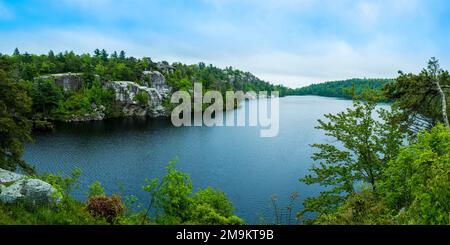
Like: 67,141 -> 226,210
0,169 -> 24,183
0,168 -> 60,206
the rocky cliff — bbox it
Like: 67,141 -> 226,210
106,80 -> 169,117
60,70 -> 172,121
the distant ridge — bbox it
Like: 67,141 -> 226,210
291,78 -> 394,99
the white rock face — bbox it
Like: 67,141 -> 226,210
0,168 -> 60,206
107,81 -> 169,117
142,70 -> 171,92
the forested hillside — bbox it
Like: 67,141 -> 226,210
291,78 -> 393,98
0,49 -> 289,126
1,48 -> 288,94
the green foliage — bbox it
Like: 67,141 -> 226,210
166,62 -> 290,96
142,160 -> 192,224
134,91 -> 149,106
191,187 -> 234,217
303,120 -> 449,225
188,187 -> 243,224
312,125 -> 450,225
112,63 -> 134,81
305,59 -> 450,225
300,90 -> 406,217
41,168 -> 82,198
314,189 -> 393,225
0,200 -> 106,225
142,160 -> 244,225
384,57 -> 450,131
53,80 -> 115,119
87,181 -> 106,198
0,68 -> 34,173
85,80 -> 115,108
27,79 -> 64,116
55,92 -> 91,118
292,78 -> 393,99
379,124 -> 450,224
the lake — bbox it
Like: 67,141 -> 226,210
23,96 -> 385,224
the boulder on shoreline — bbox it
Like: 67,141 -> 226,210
0,168 -> 60,206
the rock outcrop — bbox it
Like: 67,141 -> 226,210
107,81 -> 168,117
142,70 -> 171,92
0,168 -> 60,206
38,73 -> 83,92
37,69 -> 172,120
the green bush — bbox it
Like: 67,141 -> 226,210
134,91 -> 149,106
314,189 -> 393,225
53,80 -> 115,119
379,124 -> 450,224
311,125 -> 450,225
87,181 -> 106,198
142,160 -> 244,224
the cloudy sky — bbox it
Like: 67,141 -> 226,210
0,0 -> 449,87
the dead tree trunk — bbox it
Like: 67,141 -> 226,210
434,79 -> 449,127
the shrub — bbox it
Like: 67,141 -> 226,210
87,181 -> 106,198
188,203 -> 243,225
86,194 -> 125,224
314,189 -> 393,225
379,124 -> 450,224
134,91 -> 149,106
142,160 -> 244,224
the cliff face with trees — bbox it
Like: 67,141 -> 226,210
0,49 -> 290,127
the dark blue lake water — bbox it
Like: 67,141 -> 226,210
23,96 -> 387,224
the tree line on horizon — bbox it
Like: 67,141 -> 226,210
289,78 -> 394,98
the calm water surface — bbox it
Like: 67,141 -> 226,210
24,96 -> 386,224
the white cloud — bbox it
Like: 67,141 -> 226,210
0,26 -> 432,88
0,0 -> 446,88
